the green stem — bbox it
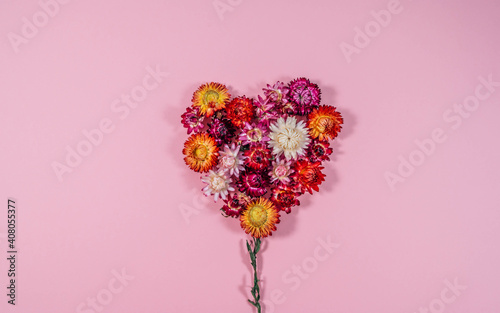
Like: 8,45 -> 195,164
247,237 -> 262,313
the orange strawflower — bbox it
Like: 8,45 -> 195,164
240,198 -> 280,238
226,96 -> 255,127
307,105 -> 343,141
182,133 -> 219,173
192,82 -> 231,117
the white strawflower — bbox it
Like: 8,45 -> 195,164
268,116 -> 310,160
201,170 -> 234,202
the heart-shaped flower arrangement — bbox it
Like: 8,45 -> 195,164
181,78 -> 343,312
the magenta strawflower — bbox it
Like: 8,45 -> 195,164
238,121 -> 270,146
181,106 -> 205,134
208,118 -> 235,146
288,77 -> 321,115
237,170 -> 268,197
254,95 -> 278,125
263,81 -> 289,104
221,192 -> 250,217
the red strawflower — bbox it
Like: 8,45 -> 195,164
292,159 -> 325,194
270,185 -> 301,214
307,139 -> 333,162
221,192 -> 250,217
226,96 -> 255,127
244,143 -> 271,171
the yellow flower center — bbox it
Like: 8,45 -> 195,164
276,91 -> 282,101
317,117 -> 333,133
277,129 -> 301,150
247,128 -> 263,142
194,145 -> 208,160
204,90 -> 220,105
249,205 -> 268,227
210,176 -> 226,191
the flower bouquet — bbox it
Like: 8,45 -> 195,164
181,78 -> 343,312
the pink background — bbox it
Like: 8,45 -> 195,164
1,0 -> 500,312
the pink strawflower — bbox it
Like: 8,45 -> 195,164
201,170 -> 235,202
269,158 -> 293,185
218,143 -> 245,177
